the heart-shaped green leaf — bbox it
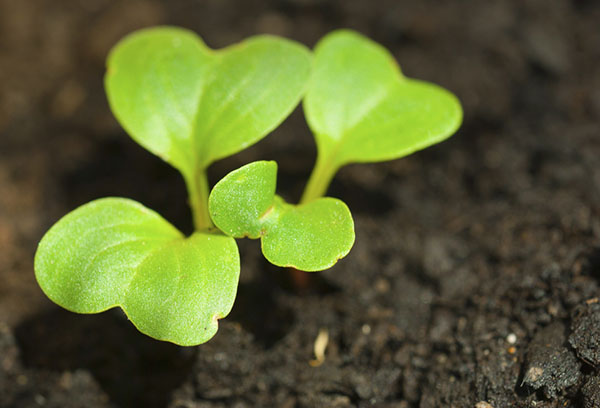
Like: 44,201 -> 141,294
301,29 -> 462,201
209,161 -> 355,271
34,198 -> 239,346
105,27 -> 312,179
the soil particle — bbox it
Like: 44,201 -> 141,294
524,21 -> 570,75
582,376 -> 600,408
569,301 -> 600,366
522,322 -> 581,398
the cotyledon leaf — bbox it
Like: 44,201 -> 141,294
209,161 -> 355,271
105,26 -> 312,179
304,29 -> 463,169
34,198 -> 240,346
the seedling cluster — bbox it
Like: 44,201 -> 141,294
35,28 -> 462,345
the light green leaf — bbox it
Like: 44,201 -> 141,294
209,161 -> 355,271
193,37 -> 313,166
262,197 -> 355,271
123,232 -> 239,345
34,198 -> 240,346
302,29 -> 462,201
208,160 -> 277,239
105,27 -> 312,178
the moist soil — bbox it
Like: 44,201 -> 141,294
1,1 -> 600,407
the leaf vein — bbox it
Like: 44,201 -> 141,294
79,236 -> 168,282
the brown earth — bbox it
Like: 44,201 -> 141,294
1,0 -> 600,407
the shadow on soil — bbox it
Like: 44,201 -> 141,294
14,308 -> 196,408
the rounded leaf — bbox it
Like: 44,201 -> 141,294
122,232 -> 239,346
209,161 -> 355,271
304,29 -> 462,167
194,37 -> 313,166
105,27 -> 212,175
262,198 -> 355,271
35,198 -> 240,346
209,161 -> 277,238
105,27 -> 312,177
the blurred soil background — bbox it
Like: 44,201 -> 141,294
1,0 -> 600,407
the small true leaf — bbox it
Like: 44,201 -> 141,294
209,161 -> 355,271
208,160 -> 277,239
262,198 -> 355,271
34,198 -> 239,346
105,27 -> 312,178
304,29 -> 462,169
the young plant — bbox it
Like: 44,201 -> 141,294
209,160 -> 354,271
34,27 -> 462,347
300,30 -> 462,203
34,27 -> 312,346
207,30 -> 462,275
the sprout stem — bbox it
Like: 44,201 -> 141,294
185,168 -> 214,231
300,153 -> 339,204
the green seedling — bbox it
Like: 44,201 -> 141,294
209,161 -> 354,271
301,30 -> 462,203
35,27 -> 312,346
34,27 -> 462,346
105,27 -> 311,230
35,198 -> 238,346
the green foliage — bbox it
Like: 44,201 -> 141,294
34,27 -> 462,346
301,29 -> 462,202
35,198 -> 239,346
209,161 -> 355,271
105,27 -> 312,229
106,26 -> 311,177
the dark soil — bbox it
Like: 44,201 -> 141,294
1,0 -> 600,407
